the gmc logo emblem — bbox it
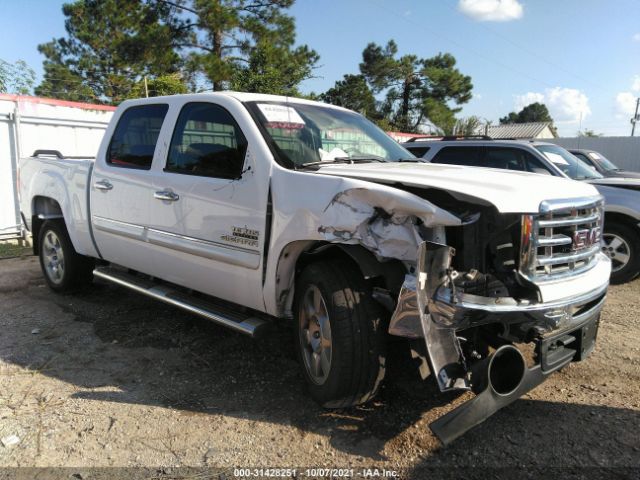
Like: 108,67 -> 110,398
573,227 -> 601,250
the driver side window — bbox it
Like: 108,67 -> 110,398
166,102 -> 247,179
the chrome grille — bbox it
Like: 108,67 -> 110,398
520,197 -> 604,281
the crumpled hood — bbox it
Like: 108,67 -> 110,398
316,162 -> 601,214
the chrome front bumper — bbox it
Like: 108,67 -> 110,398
389,241 -> 611,392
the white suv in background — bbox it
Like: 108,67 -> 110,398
401,136 -> 640,284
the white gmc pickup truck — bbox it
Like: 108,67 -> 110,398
18,92 -> 611,443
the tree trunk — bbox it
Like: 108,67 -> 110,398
400,77 -> 411,132
212,29 -> 223,91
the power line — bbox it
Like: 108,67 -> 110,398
369,0 -> 559,90
441,0 -> 610,93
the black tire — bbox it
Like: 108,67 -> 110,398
38,220 -> 94,292
293,260 -> 387,408
603,221 -> 640,285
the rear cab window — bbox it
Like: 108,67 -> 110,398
107,104 -> 169,169
431,146 -> 484,167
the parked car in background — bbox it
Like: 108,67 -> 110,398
402,137 -> 640,284
569,148 -> 640,179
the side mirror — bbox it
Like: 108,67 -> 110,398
531,168 -> 552,175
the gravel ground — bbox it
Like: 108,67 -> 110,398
0,255 -> 638,479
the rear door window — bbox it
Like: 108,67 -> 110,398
107,104 -> 169,169
165,102 -> 248,179
485,147 -> 526,171
431,146 -> 484,166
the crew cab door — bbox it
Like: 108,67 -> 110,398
145,97 -> 269,310
90,102 -> 170,274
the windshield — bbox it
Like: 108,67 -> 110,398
587,151 -> 619,171
245,101 -> 413,168
535,144 -> 603,180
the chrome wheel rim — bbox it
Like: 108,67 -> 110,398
602,233 -> 631,273
43,230 -> 65,284
298,285 -> 332,385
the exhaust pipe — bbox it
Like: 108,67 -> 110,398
472,345 -> 526,396
430,344 -> 545,445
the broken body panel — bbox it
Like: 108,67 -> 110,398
294,162 -> 610,442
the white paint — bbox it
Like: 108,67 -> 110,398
90,94 -> 270,311
318,188 -> 459,262
20,91 -> 606,321
314,161 -> 599,214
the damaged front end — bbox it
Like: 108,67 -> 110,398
389,197 -> 611,444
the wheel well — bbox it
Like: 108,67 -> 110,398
604,212 -> 640,236
31,196 -> 64,255
276,241 -> 406,317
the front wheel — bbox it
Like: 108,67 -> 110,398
602,222 -> 640,284
294,260 -> 387,408
38,221 -> 94,292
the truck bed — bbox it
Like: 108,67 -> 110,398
19,153 -> 98,258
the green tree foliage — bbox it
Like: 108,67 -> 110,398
35,0 -> 317,103
499,111 -> 519,124
0,59 -> 36,94
126,73 -> 189,99
36,0 -> 187,104
499,102 -> 557,136
500,102 -> 553,124
230,39 -> 319,95
165,0 -> 318,93
321,75 -> 378,116
357,40 -> 473,133
451,115 -> 486,136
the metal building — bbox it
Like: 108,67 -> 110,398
487,122 -> 556,140
0,95 -> 115,240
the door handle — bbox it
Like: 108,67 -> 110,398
94,180 -> 113,191
154,190 -> 180,202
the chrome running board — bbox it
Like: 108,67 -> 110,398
93,266 -> 269,338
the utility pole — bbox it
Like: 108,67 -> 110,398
144,76 -> 149,98
632,97 -> 639,137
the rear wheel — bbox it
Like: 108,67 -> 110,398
602,222 -> 640,284
294,260 -> 387,408
38,221 -> 94,292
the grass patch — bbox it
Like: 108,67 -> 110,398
0,242 -> 32,258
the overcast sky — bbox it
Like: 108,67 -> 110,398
2,0 -> 639,136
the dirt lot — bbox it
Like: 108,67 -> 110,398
0,255 -> 638,478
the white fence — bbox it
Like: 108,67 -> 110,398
546,136 -> 640,172
0,95 -> 114,239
